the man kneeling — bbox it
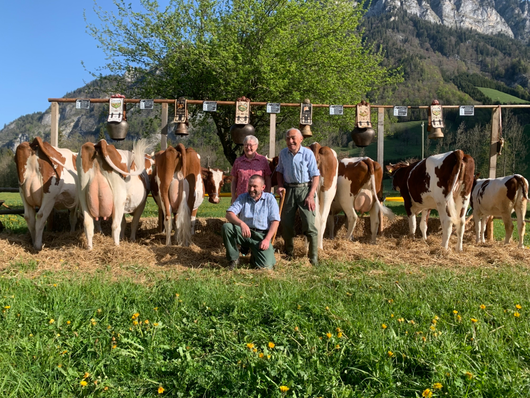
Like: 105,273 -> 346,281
222,174 -> 280,270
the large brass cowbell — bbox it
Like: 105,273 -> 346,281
299,99 -> 313,138
173,97 -> 189,136
428,100 -> 444,139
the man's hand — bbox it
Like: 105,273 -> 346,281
240,222 -> 251,238
259,238 -> 270,251
305,195 -> 316,211
277,186 -> 286,198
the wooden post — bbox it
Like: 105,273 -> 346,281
377,107 -> 385,233
269,113 -> 276,159
161,103 -> 168,151
50,102 -> 59,147
486,106 -> 501,240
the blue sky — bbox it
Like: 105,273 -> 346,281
0,1 -> 153,128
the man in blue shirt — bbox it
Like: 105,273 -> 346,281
276,128 -> 320,265
222,174 -> 280,270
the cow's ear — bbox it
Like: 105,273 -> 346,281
224,175 -> 233,184
201,168 -> 209,179
385,164 -> 393,173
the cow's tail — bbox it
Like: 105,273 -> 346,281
446,151 -> 465,225
175,178 -> 192,247
514,174 -> 529,201
369,173 -> 395,221
131,139 -> 149,176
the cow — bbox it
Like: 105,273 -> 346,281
202,167 -> 231,205
472,174 -> 528,248
309,143 -> 339,249
386,150 -> 475,251
77,139 -> 148,250
328,156 -> 394,244
14,137 -> 79,250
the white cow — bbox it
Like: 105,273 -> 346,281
15,137 -> 79,250
76,139 -> 148,249
472,174 -> 528,248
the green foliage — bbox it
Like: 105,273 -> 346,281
86,0 -> 402,164
1,262 -> 530,396
476,88 -> 530,104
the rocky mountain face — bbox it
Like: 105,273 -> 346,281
367,0 -> 530,41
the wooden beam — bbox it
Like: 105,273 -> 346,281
269,113 -> 276,159
50,102 -> 59,147
486,106 -> 501,240
160,103 -> 168,151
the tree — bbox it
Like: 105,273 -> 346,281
86,0 -> 402,163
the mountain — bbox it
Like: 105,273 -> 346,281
367,0 -> 530,42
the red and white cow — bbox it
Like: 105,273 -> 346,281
309,143 -> 339,249
15,137 -> 79,250
386,150 -> 475,251
328,157 -> 394,244
202,167 -> 231,205
77,139 -> 148,249
472,174 -> 528,248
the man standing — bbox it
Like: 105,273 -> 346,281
276,128 -> 320,265
222,175 -> 280,270
231,135 -> 272,203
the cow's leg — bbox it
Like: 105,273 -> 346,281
343,206 -> 358,241
190,208 -> 198,235
515,199 -> 527,248
408,214 -> 417,237
129,200 -> 147,242
368,204 -> 379,244
419,211 -> 429,240
82,210 -> 95,250
33,200 -> 55,251
474,212 -> 484,244
22,200 -> 37,246
439,213 -> 452,250
502,214 -> 514,245
68,208 -> 78,233
120,216 -> 127,240
111,204 -> 126,246
326,213 -> 335,240
454,215 -> 466,252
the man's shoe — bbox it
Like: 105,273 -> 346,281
228,259 -> 239,270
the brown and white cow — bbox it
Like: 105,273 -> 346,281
15,137 -> 79,250
328,157 -> 394,244
202,167 -> 231,205
77,139 -> 148,249
309,143 -> 339,249
472,174 -> 528,248
386,150 -> 475,251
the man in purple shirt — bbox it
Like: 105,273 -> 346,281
222,175 -> 280,270
276,128 -> 320,265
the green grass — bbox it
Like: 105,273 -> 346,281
0,262 -> 529,397
476,87 -> 530,104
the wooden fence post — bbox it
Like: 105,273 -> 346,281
486,105 -> 501,240
378,107 -> 385,233
269,113 -> 276,159
160,103 -> 168,151
50,102 -> 59,147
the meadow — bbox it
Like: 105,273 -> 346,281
0,193 -> 529,397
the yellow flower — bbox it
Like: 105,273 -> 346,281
382,324 -> 387,329
175,293 -> 179,297
133,321 -> 138,325
4,306 -> 10,309
336,327 -> 341,332
112,345 -> 117,349
294,327 -> 299,332
154,307 -> 158,311
158,386 -> 164,394
253,348 -> 257,352
433,382 -> 443,389
49,319 -> 55,324
337,332 -> 343,338
144,320 -> 149,324
516,304 -> 522,309
83,372 -> 90,379
154,323 -> 159,326
453,310 -> 458,314
80,380 -> 88,387
480,304 -> 486,310
326,333 -> 332,339
335,344 -> 340,349
514,312 -> 521,317
391,314 -> 394,317
422,388 -> 433,398
466,372 -> 473,379
430,325 -> 436,331
268,342 -> 275,349
66,321 -> 71,325
325,306 -> 329,311
457,315 -> 462,322
279,385 -> 289,393
471,318 -> 477,323
398,318 -> 404,323
259,353 -> 264,358
246,343 -> 254,349
131,312 -> 139,320
388,351 -> 394,357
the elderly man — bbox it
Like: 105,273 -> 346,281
231,135 -> 272,203
276,128 -> 320,265
222,174 -> 280,270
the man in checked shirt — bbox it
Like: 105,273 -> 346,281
222,174 -> 280,270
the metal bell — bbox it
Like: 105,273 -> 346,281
175,122 -> 189,136
428,127 -> 444,139
351,127 -> 375,147
106,120 -> 129,140
230,124 -> 255,144
300,124 -> 312,138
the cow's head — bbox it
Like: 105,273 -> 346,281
202,167 -> 227,204
386,161 -> 411,192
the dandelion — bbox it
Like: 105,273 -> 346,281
253,348 -> 257,352
49,319 -> 55,324
471,318 -> 477,323
4,306 -> 10,309
83,372 -> 90,379
267,355 -> 271,359
112,345 -> 117,349
388,351 -> 394,357
382,324 -> 387,329
337,332 -> 343,338
279,386 -> 289,393
398,318 -> 404,323
158,386 -> 165,394
268,342 -> 275,349
335,344 -> 340,349
422,388 -> 433,398
154,307 -> 158,311
259,353 -> 264,358
430,325 -> 436,331
58,364 -> 62,368
294,327 -> 299,332
466,372 -> 473,380
433,382 -> 443,389
453,310 -> 458,314
516,304 -> 522,309
336,327 -> 341,332
80,380 -> 88,387
514,312 -> 521,317
325,306 -> 329,311
133,321 -> 138,326
480,304 -> 486,310
246,343 -> 254,349
154,323 -> 159,327
67,321 -> 71,325
326,332 -> 332,339
132,313 -> 139,320
422,336 -> 426,342
144,320 -> 149,324
457,315 -> 462,322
